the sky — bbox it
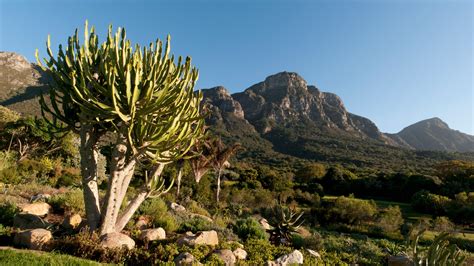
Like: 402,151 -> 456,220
0,0 -> 472,134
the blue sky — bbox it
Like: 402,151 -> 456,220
0,0 -> 472,134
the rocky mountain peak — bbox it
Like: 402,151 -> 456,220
261,71 -> 307,92
0,52 -> 32,71
201,86 -> 245,119
414,117 -> 450,130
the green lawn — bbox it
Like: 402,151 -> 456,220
0,248 -> 112,266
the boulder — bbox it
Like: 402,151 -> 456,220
306,249 -> 321,259
273,250 -> 304,265
62,214 -> 82,230
233,247 -> 248,260
177,230 -> 219,247
100,232 -> 135,249
30,193 -> 51,202
174,252 -> 202,266
139,228 -> 166,241
18,202 -> 51,216
259,218 -> 271,230
214,249 -> 236,266
13,213 -> 48,229
170,202 -> 186,212
388,255 -> 413,266
14,229 -> 52,250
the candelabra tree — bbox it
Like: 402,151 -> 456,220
36,21 -> 204,235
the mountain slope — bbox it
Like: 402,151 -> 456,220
388,118 -> 474,152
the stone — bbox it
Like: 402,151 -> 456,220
14,229 -> 52,250
274,250 -> 304,265
30,193 -> 51,202
18,202 -> 51,216
135,215 -> 150,230
259,218 -> 271,230
387,255 -> 413,266
306,249 -> 321,259
174,252 -> 202,266
170,202 -> 186,212
177,230 -> 219,247
213,249 -> 236,266
62,214 -> 82,230
139,228 -> 166,241
100,232 -> 135,249
13,213 -> 48,229
233,248 -> 247,260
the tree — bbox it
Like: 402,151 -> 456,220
36,21 -> 204,235
208,138 -> 240,203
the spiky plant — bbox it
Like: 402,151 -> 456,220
408,230 -> 466,266
35,21 -> 204,235
267,204 -> 304,246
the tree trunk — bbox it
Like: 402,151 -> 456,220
216,168 -> 222,203
100,130 -> 128,235
176,167 -> 182,196
79,125 -> 101,231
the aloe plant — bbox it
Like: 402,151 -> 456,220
35,21 -> 204,235
267,205 -> 304,246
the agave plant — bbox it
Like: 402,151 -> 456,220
408,230 -> 466,266
267,204 -> 304,246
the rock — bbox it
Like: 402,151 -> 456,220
18,202 -> 51,216
189,213 -> 213,223
387,255 -> 413,266
174,252 -> 202,266
13,213 -> 48,229
135,215 -> 150,230
274,250 -> 304,265
306,249 -> 321,259
259,218 -> 271,230
170,202 -> 186,212
296,227 -> 311,237
62,213 -> 82,230
139,228 -> 166,241
30,193 -> 51,202
100,232 -> 135,249
233,248 -> 247,260
14,229 -> 52,250
213,249 -> 236,266
177,230 -> 219,247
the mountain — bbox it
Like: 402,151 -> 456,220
0,51 -> 49,116
1,51 -> 473,169
388,118 -> 474,152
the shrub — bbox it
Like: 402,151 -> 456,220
411,190 -> 451,215
325,195 -> 377,225
244,238 -> 292,264
178,217 -> 212,233
432,216 -> 455,232
233,217 -> 267,241
48,189 -> 85,215
0,202 -> 18,226
375,205 -> 404,234
139,198 -> 178,233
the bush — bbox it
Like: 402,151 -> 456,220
432,216 -> 455,232
325,195 -> 377,225
244,238 -> 292,264
178,217 -> 212,233
375,205 -> 404,234
233,217 -> 267,241
48,189 -> 85,215
139,198 -> 178,233
411,190 -> 451,215
0,202 -> 18,226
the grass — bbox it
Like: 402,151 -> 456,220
0,248 -> 112,266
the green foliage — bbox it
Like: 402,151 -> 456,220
375,205 -> 404,234
0,202 -> 18,226
0,249 -> 106,266
138,198 -> 178,233
244,238 -> 292,264
432,216 -> 455,232
0,106 -> 20,126
409,232 -> 466,266
295,162 -> 326,183
178,217 -> 212,233
233,217 -> 267,241
325,195 -> 377,225
48,189 -> 85,215
267,205 -> 304,246
411,190 -> 451,215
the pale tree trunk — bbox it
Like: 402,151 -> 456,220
176,167 -> 182,197
100,130 -> 128,235
115,163 -> 165,231
216,168 -> 222,203
80,125 -> 101,231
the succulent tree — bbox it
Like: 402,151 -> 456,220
35,21 -> 204,235
208,138 -> 240,203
